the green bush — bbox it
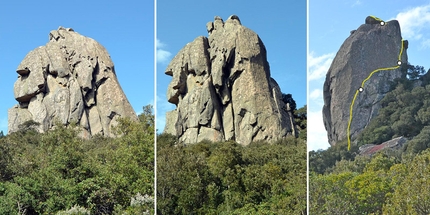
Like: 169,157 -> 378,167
157,136 -> 306,214
0,105 -> 154,214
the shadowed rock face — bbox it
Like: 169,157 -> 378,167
164,15 -> 296,145
8,27 -> 138,137
323,17 -> 408,146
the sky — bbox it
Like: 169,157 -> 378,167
0,0 -> 154,134
308,0 -> 430,151
156,0 -> 307,133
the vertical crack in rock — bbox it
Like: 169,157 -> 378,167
164,15 -> 296,145
8,26 -> 138,137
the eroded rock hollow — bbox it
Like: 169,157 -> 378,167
164,15 -> 296,145
8,27 -> 138,137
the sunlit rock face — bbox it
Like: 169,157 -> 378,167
164,15 -> 297,145
9,27 -> 137,137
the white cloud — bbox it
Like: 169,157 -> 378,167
309,89 -> 323,100
421,38 -> 430,49
156,39 -> 172,64
157,50 -> 172,64
308,51 -> 334,151
352,0 -> 361,7
308,51 -> 334,81
308,110 -> 330,151
309,88 -> 324,109
393,4 -> 430,41
156,38 -> 166,48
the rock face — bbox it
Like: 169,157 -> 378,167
8,27 -> 138,137
323,16 -> 408,146
164,15 -> 296,145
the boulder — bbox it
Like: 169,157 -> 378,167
359,136 -> 407,156
8,105 -> 33,133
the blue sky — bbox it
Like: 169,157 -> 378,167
308,0 -> 430,151
0,0 -> 154,134
156,0 -> 307,133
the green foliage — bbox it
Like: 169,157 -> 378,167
294,105 -> 307,140
406,63 -> 426,80
0,181 -> 37,214
139,104 -> 155,131
383,149 -> 430,214
0,106 -> 154,214
309,139 -> 359,174
357,80 -> 430,147
56,205 -> 90,215
309,172 -> 357,214
17,119 -> 40,132
310,147 -> 430,214
326,155 -> 371,174
419,68 -> 430,86
345,170 -> 391,213
157,136 -> 306,214
405,125 -> 430,154
310,163 -> 392,214
281,93 -> 296,111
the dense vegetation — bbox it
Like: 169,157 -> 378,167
310,148 -> 430,214
0,105 -> 154,214
157,105 -> 307,215
310,65 -> 430,214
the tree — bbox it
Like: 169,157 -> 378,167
310,172 -> 356,215
281,93 -> 296,111
406,63 -> 426,80
383,149 -> 430,214
139,104 -> 155,130
156,138 -> 306,214
294,105 -> 307,140
0,105 -> 155,214
405,126 -> 430,154
344,170 -> 391,214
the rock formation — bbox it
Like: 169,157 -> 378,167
8,26 -> 138,137
323,16 -> 408,146
164,15 -> 296,145
358,136 -> 407,156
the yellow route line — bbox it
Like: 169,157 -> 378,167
369,15 -> 383,22
346,25 -> 404,150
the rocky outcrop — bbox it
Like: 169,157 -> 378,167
8,27 -> 137,137
359,136 -> 407,156
164,15 -> 296,145
323,16 -> 408,146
